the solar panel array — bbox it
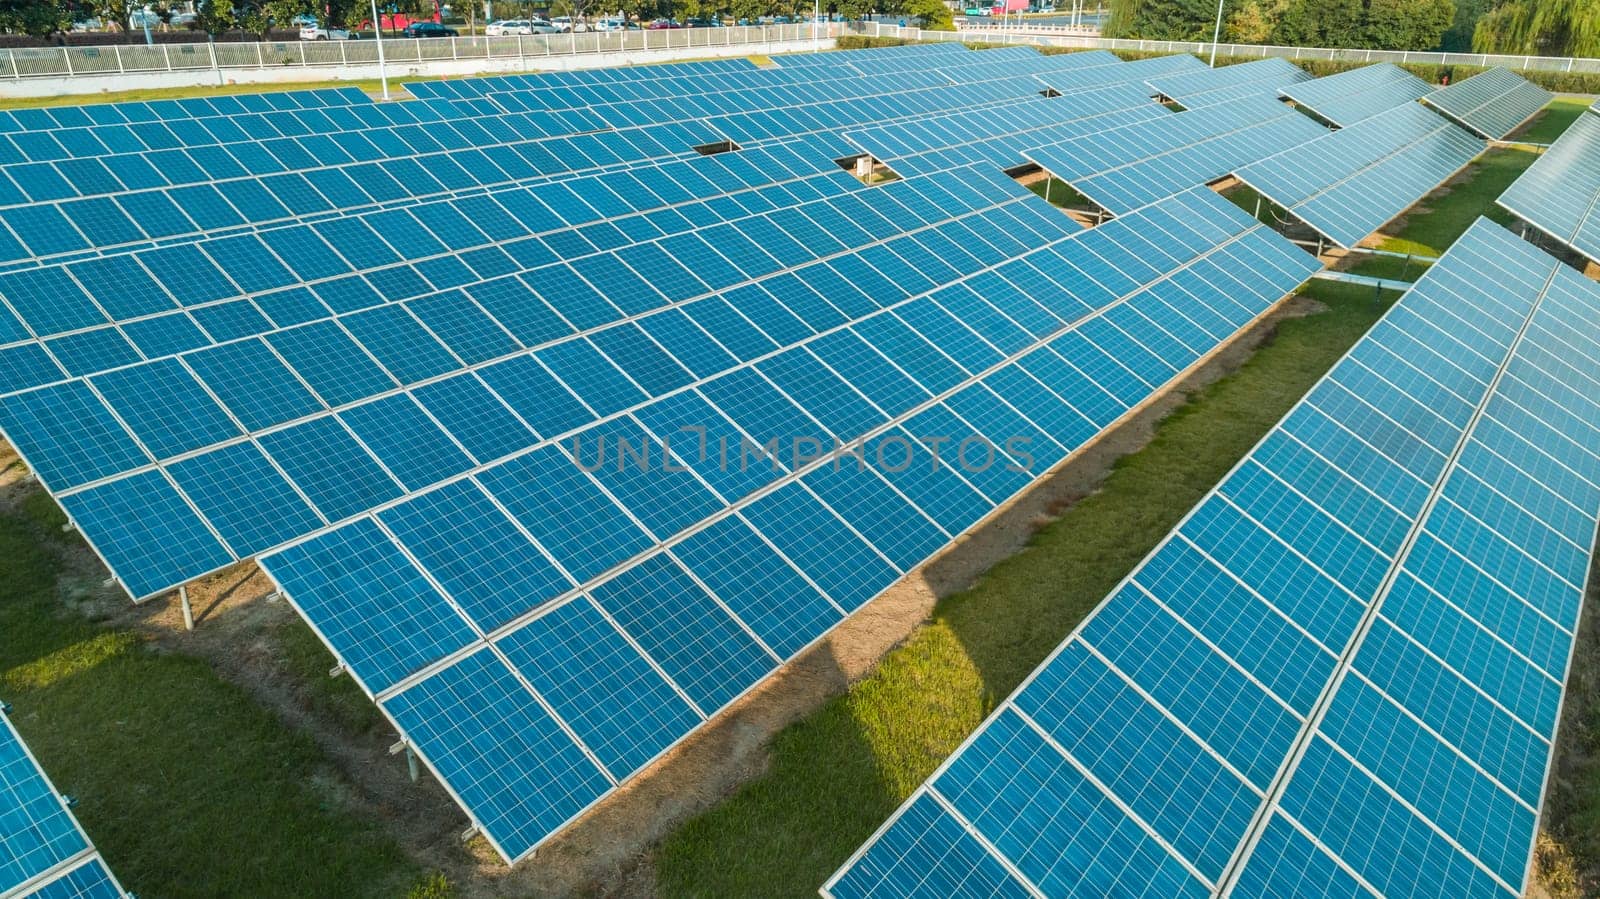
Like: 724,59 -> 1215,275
1,707 -> 125,898
827,217 -> 1600,899
1235,102 -> 1483,247
257,182 -> 1317,863
1424,67 -> 1553,140
1144,57 -> 1311,109
1278,63 -> 1433,128
0,43 -> 1342,862
1024,94 -> 1328,214
1497,106 -> 1600,264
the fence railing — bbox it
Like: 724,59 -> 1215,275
920,23 -> 1600,75
13,21 -> 1595,81
4,23 -> 833,79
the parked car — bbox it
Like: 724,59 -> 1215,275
550,16 -> 589,32
168,11 -> 197,26
299,23 -> 353,40
592,16 -> 627,31
486,19 -> 531,35
684,16 -> 723,27
648,18 -> 683,28
402,21 -> 458,37
527,18 -> 563,32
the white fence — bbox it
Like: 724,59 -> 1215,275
927,23 -> 1600,75
2,24 -> 832,79
9,21 -> 1597,81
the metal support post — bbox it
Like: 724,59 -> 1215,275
179,585 -> 194,632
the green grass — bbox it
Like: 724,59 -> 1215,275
1515,97 -> 1590,145
1361,147 -> 1538,260
0,483 -> 427,897
1026,177 -> 1087,208
653,279 -> 1395,897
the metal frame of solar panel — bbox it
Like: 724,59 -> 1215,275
1423,67 -> 1553,140
1233,101 -> 1483,248
1144,56 -> 1311,109
1277,62 -> 1433,128
1497,106 -> 1600,265
1,706 -> 126,899
248,185 -> 1317,863
826,216 -> 1600,899
1022,94 -> 1329,215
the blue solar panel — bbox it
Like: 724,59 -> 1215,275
1236,102 -> 1483,247
830,218 -> 1600,899
1,708 -> 126,898
1498,106 -> 1600,264
1424,67 -> 1552,139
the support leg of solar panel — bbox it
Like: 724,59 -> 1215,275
179,584 -> 193,632
406,745 -> 420,783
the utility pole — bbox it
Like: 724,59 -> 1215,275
371,0 -> 390,99
1208,0 -> 1223,66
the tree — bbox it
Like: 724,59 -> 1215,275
93,0 -> 139,33
1104,0 -> 1236,42
1113,0 -> 1457,50
1474,0 -> 1600,58
904,0 -> 950,29
1360,0 -> 1452,49
0,0 -> 74,38
191,0 -> 235,36
1440,0 -> 1489,51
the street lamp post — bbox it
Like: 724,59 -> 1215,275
371,0 -> 391,99
1208,0 -> 1223,67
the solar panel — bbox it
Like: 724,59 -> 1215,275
1278,63 -> 1433,127
1025,94 -> 1328,214
240,186 -> 1319,862
1497,105 -> 1600,264
1235,102 -> 1483,247
828,217 -> 1600,899
1424,67 -> 1552,140
1,706 -> 126,898
1145,57 -> 1311,109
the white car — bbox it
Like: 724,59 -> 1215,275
593,17 -> 627,31
486,19 -> 532,35
299,23 -> 352,40
526,18 -> 563,33
551,16 -> 590,32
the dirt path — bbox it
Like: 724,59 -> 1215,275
0,292 -> 1323,898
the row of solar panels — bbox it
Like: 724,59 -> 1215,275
1498,102 -> 1600,266
259,185 -> 1319,862
405,42 -> 971,99
1,165 -> 1065,597
1,707 -> 125,898
0,136 -> 860,380
0,58 -> 1146,265
848,60 -> 1510,250
830,215 -> 1599,899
